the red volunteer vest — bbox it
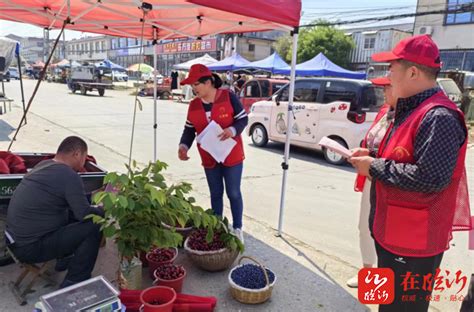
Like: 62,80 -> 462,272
187,89 -> 245,169
354,104 -> 391,192
373,91 -> 471,257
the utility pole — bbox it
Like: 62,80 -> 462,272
62,31 -> 66,59
43,28 -> 50,62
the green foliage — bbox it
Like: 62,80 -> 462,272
272,35 -> 292,63
274,20 -> 355,68
89,160 -> 243,261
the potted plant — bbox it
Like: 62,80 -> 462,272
184,215 -> 244,272
89,160 -> 192,289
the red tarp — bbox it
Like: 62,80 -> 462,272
0,1 -> 301,40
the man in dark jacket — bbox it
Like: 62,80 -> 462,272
6,136 -> 103,288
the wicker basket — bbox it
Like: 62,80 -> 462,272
161,222 -> 194,240
228,256 -> 276,304
184,237 -> 239,272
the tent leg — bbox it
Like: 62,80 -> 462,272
277,28 -> 299,237
153,30 -> 158,162
17,54 -> 26,125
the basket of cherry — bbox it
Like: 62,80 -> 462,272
153,263 -> 187,293
184,228 -> 242,272
146,247 -> 178,279
228,256 -> 276,304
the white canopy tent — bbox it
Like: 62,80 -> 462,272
0,0 -> 302,235
0,37 -> 26,120
173,53 -> 218,71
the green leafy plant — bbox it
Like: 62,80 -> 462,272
89,160 -> 243,261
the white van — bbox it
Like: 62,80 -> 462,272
246,78 -> 385,165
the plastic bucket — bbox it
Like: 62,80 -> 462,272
146,247 -> 178,279
140,286 -> 176,312
153,267 -> 187,293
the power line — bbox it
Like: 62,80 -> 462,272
300,3 -> 474,27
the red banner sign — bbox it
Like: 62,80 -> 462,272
155,39 -> 217,54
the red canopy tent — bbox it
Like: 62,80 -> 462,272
0,0 -> 302,235
0,1 -> 300,39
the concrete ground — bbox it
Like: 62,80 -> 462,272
0,80 -> 472,311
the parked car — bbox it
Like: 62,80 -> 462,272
238,78 -> 288,113
247,78 -> 385,165
8,67 -> 19,80
141,72 -> 163,83
437,78 -> 462,108
1,70 -> 10,82
104,71 -> 129,82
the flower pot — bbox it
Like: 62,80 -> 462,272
153,264 -> 187,293
140,286 -> 176,312
146,247 -> 178,279
140,251 -> 149,267
120,257 -> 142,290
184,237 -> 239,272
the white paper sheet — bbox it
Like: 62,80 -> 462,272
197,121 -> 236,163
318,136 -> 352,158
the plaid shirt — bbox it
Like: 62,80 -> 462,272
368,87 -> 466,232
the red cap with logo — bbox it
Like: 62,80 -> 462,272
371,35 -> 441,68
180,64 -> 213,85
370,77 -> 391,86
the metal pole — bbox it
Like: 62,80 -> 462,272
153,28 -> 158,162
16,53 -> 26,125
277,27 -> 299,237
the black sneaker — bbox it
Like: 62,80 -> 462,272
55,255 -> 73,272
59,278 -> 76,289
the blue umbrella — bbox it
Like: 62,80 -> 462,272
207,53 -> 250,71
240,52 -> 290,74
95,59 -> 125,71
274,53 -> 366,79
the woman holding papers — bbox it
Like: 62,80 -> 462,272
346,77 -> 396,288
178,64 -> 248,243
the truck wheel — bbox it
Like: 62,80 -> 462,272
251,124 -> 268,147
80,86 -> 87,95
323,137 -> 347,166
98,88 -> 105,96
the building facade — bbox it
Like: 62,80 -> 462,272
14,36 -> 61,64
345,23 -> 413,77
65,35 -> 109,63
233,31 -> 287,61
414,0 -> 474,71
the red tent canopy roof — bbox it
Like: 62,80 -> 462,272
0,0 -> 301,40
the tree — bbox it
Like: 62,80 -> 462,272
272,35 -> 292,63
274,21 -> 355,68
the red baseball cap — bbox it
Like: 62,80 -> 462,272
371,35 -> 441,68
180,64 -> 213,85
370,77 -> 391,86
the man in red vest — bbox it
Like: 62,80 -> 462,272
349,35 -> 472,311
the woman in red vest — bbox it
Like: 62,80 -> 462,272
178,64 -> 248,243
346,77 -> 396,288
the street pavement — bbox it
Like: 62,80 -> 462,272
0,79 -> 472,311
